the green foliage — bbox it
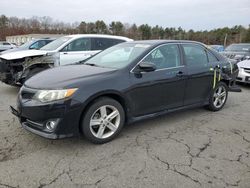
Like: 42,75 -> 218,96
138,24 -> 151,40
109,21 -> 124,35
0,14 -> 249,45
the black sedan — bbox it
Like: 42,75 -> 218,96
11,40 -> 239,144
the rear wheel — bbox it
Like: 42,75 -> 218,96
207,82 -> 228,111
81,97 -> 125,144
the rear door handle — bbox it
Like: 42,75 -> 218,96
176,71 -> 184,77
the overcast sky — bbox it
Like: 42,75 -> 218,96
1,0 -> 250,30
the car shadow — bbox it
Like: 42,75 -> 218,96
29,106 -> 208,148
236,82 -> 250,90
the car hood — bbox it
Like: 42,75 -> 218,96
0,49 -> 51,60
237,60 -> 250,69
25,64 -> 116,89
0,48 -> 21,55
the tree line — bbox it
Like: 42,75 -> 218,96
0,14 -> 250,46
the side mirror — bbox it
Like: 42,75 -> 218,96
138,62 -> 156,72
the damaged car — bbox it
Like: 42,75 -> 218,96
0,34 -> 132,86
221,43 -> 250,62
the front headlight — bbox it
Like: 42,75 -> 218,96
33,88 -> 78,103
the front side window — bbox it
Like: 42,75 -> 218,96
29,41 -> 39,49
40,37 -> 71,51
182,44 -> 208,67
62,38 -> 91,52
143,44 -> 181,69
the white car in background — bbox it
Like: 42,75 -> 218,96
0,41 -> 16,52
0,34 -> 133,85
237,60 -> 250,84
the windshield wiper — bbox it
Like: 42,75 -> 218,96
84,62 -> 99,67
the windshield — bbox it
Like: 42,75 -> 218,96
40,37 -> 71,51
225,44 -> 250,52
86,43 -> 152,69
18,40 -> 36,49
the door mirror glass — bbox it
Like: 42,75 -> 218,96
138,62 -> 156,72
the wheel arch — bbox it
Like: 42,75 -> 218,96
78,90 -> 130,134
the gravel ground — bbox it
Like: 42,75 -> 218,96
0,82 -> 250,188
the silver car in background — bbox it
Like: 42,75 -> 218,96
0,38 -> 54,55
0,41 -> 16,52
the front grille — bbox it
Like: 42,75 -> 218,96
244,68 -> 250,74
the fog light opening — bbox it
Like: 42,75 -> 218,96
46,120 -> 57,131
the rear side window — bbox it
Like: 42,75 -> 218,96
61,38 -> 91,52
182,44 -> 208,67
3,42 -> 10,45
92,38 -> 124,50
144,44 -> 181,69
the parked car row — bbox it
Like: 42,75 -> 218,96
0,34 -> 132,86
208,43 -> 250,84
8,39 -> 239,144
219,43 -> 250,84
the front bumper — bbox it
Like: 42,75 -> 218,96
237,68 -> 250,83
0,58 -> 22,85
11,87 -> 83,139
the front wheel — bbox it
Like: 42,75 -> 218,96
81,97 -> 125,144
207,82 -> 228,111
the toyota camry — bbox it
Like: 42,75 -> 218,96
11,40 -> 239,144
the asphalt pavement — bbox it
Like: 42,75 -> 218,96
0,82 -> 250,188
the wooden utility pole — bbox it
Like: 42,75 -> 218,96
224,33 -> 228,47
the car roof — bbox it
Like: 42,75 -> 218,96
230,43 -> 250,45
65,34 -> 133,41
124,40 -> 206,47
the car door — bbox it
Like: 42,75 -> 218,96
181,43 -> 214,105
128,43 -> 187,117
59,38 -> 94,65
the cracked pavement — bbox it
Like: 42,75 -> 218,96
0,82 -> 250,188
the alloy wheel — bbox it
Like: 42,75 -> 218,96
213,85 -> 227,109
89,105 -> 121,139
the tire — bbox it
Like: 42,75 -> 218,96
207,82 -> 228,111
81,97 -> 125,144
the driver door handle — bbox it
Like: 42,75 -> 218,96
176,71 -> 184,77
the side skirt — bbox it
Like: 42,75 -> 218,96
127,102 -> 208,124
